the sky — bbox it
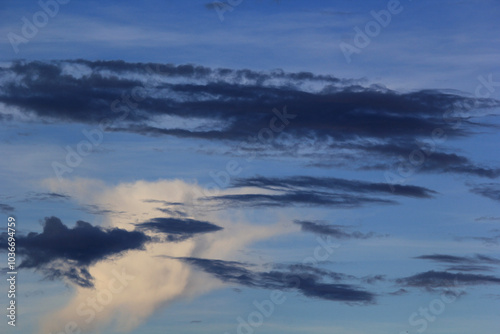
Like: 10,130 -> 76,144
0,0 -> 499,334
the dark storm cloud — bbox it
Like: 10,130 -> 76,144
136,217 -> 223,241
397,270 -> 500,288
294,220 -> 375,239
0,203 -> 14,213
470,183 -> 500,202
1,60 -> 499,178
0,216 -> 150,287
177,257 -> 375,303
232,176 -> 436,198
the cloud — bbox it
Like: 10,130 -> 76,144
470,183 -> 500,202
294,220 -> 375,239
207,191 -> 396,208
397,270 -> 500,288
414,254 -> 500,265
206,175 -> 436,208
0,203 -> 14,213
231,176 -> 437,198
414,253 -> 500,273
0,216 -> 150,287
178,257 -> 376,303
38,177 -> 287,333
22,192 -> 71,202
136,217 -> 223,242
1,60 -> 499,178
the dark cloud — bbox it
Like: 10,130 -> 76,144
232,176 -> 436,198
207,175 -> 436,208
155,207 -> 188,218
1,60 -> 498,178
445,265 -> 494,272
415,253 -> 500,272
309,143 -> 500,179
0,216 -> 150,287
389,288 -> 408,296
415,254 -> 500,265
23,192 -> 71,202
470,183 -> 500,202
136,217 -> 223,242
143,199 -> 188,217
0,203 -> 14,213
294,220 -> 375,239
177,257 -> 375,303
397,270 -> 500,288
208,191 -> 395,208
43,267 -> 95,288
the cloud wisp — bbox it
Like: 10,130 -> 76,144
177,257 -> 376,304
206,175 -> 436,208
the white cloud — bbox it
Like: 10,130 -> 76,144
39,177 -> 289,333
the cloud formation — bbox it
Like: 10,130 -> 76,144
415,253 -> 500,272
136,217 -> 223,242
178,257 -> 376,303
0,203 -> 14,213
397,270 -> 500,288
1,60 -> 499,178
231,176 -> 436,198
294,220 -> 375,239
470,183 -> 500,202
0,216 -> 150,287
207,175 -> 436,208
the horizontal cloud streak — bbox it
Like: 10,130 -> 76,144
136,217 -> 223,242
294,220 -> 375,239
178,257 -> 376,303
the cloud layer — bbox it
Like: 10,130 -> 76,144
1,60 -> 499,178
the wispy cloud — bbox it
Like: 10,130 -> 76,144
177,257 -> 376,303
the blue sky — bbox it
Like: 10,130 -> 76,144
0,1 -> 499,334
